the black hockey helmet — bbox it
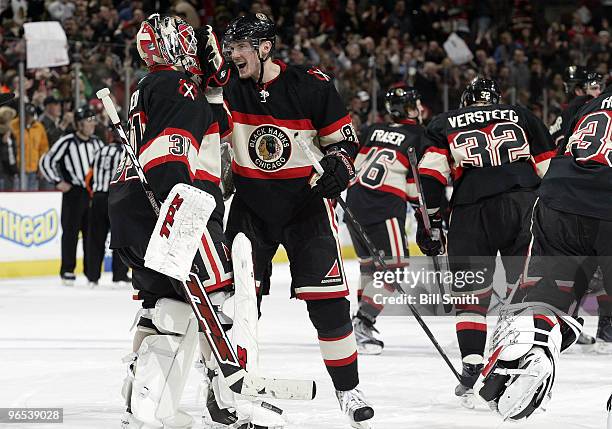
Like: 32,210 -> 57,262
384,85 -> 421,121
563,65 -> 604,94
75,106 -> 96,122
460,77 -> 501,108
222,13 -> 276,59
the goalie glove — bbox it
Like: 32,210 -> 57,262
310,148 -> 355,199
195,25 -> 228,87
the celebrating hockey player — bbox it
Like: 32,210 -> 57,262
345,85 -> 422,355
472,80 -> 612,421
549,66 -> 605,147
109,14 -> 233,428
220,13 -> 374,428
417,77 -> 556,407
549,65 -> 606,346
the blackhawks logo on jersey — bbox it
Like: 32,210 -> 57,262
248,126 -> 291,171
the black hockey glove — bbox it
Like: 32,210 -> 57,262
415,210 -> 446,256
195,26 -> 226,86
311,149 -> 355,199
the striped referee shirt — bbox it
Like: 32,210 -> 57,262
90,143 -> 124,192
39,133 -> 103,187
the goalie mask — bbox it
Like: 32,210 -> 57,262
136,14 -> 203,75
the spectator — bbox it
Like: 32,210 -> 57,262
0,105 -> 17,190
38,96 -> 70,148
509,48 -> 531,96
10,103 -> 49,190
47,0 -> 75,22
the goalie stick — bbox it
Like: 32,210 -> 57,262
296,134 -> 461,383
406,146 -> 453,314
97,88 -> 316,401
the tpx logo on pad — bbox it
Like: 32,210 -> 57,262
160,193 -> 184,238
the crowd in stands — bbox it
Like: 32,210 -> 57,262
0,0 -> 610,190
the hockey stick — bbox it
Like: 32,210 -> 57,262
97,88 -> 316,401
296,135 -> 461,383
406,147 -> 453,314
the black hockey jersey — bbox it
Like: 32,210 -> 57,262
346,120 -> 421,226
538,87 -> 612,220
419,104 -> 555,208
549,95 -> 592,147
109,68 -> 223,248
223,60 -> 358,225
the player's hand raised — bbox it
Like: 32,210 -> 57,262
195,26 -> 227,87
310,150 -> 355,199
415,210 -> 446,256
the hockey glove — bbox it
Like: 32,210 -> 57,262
310,149 -> 355,199
415,210 -> 446,256
195,26 -> 226,86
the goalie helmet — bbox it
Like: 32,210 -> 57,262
384,85 -> 421,121
222,13 -> 276,60
460,77 -> 501,108
136,13 -> 202,75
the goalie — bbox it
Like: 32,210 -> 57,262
473,83 -> 612,420
110,14 -> 281,428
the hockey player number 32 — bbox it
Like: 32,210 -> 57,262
357,148 -> 396,188
450,121 -> 530,167
566,111 -> 612,167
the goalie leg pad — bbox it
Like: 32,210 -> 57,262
475,303 -> 582,420
145,183 -> 217,281
200,235 -> 286,427
230,233 -> 259,372
130,298 -> 198,428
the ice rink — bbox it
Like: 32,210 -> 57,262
1,260 -> 610,429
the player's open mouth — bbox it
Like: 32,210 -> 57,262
236,62 -> 247,70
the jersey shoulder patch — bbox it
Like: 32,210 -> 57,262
144,70 -> 200,102
290,64 -> 334,85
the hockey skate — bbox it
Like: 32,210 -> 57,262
61,272 -> 75,286
577,331 -> 596,344
454,361 -> 484,409
121,410 -> 193,429
336,388 -> 374,428
198,361 -> 285,429
352,315 -> 383,355
596,316 -> 612,353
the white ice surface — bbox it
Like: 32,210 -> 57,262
0,260 -> 610,429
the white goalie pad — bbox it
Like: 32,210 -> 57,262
145,183 -> 216,281
203,234 -> 286,427
229,233 -> 259,373
130,299 -> 198,427
474,303 -> 582,420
